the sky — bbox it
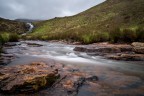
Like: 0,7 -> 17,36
0,0 -> 105,20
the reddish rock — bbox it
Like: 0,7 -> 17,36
106,54 -> 144,61
0,62 -> 60,93
132,42 -> 144,54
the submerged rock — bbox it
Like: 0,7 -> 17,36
0,54 -> 15,66
0,62 -> 60,93
26,43 -> 43,47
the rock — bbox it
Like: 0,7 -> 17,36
74,47 -> 87,52
0,61 -> 99,96
74,46 -> 130,57
0,54 -> 15,65
0,62 -> 60,93
86,76 -> 98,82
132,42 -> 144,54
72,42 -> 81,45
4,42 -> 17,47
27,43 -> 43,47
106,54 -> 144,61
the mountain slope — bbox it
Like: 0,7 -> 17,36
28,0 -> 144,43
0,17 -> 27,34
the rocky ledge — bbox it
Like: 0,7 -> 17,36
74,42 -> 144,61
0,62 -> 59,94
0,62 -> 98,95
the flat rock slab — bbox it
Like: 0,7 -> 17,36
132,42 -> 144,54
0,62 -> 59,94
0,62 -> 98,95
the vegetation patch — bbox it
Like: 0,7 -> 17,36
25,0 -> 144,44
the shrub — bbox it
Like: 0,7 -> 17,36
136,27 -> 144,42
121,28 -> 137,43
1,32 -> 10,43
81,34 -> 94,44
0,32 -> 19,45
109,28 -> 122,43
9,33 -> 19,42
96,32 -> 109,42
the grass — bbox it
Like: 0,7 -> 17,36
0,17 -> 27,34
0,17 -> 26,52
25,0 -> 144,43
0,32 -> 19,45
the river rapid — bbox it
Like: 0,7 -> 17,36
1,40 -> 144,96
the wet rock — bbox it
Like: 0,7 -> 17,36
72,42 -> 81,45
86,76 -> 98,82
27,43 -> 43,47
0,62 -> 60,93
4,42 -> 17,47
74,43 -> 144,61
0,54 -> 15,65
106,54 -> 144,61
74,45 -> 132,54
132,42 -> 144,54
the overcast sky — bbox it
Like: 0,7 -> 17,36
0,0 -> 105,20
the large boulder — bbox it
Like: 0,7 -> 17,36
132,42 -> 144,54
0,62 -> 60,93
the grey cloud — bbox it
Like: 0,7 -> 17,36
0,0 -> 105,20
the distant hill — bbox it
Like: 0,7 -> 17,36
0,17 -> 27,34
28,0 -> 144,43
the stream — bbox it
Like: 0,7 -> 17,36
2,40 -> 144,96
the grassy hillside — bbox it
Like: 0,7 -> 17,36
27,0 -> 144,43
0,17 -> 27,34
0,18 -> 27,46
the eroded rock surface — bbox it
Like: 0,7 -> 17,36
132,42 -> 144,54
0,62 -> 60,93
0,62 -> 98,95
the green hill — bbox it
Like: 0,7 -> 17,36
27,0 -> 144,43
0,17 -> 27,34
0,18 -> 27,45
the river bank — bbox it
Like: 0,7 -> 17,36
0,40 -> 144,96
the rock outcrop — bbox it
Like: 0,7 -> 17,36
74,42 -> 144,61
0,62 -> 60,93
132,42 -> 144,54
0,62 -> 98,95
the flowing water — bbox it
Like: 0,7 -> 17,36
2,40 -> 144,95
22,23 -> 34,35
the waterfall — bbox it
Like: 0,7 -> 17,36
27,23 -> 34,32
22,23 -> 34,36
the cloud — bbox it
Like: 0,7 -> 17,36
0,0 -> 105,20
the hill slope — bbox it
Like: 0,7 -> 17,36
28,0 -> 144,43
0,17 -> 27,34
0,17 -> 28,45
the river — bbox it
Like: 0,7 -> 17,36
2,40 -> 144,96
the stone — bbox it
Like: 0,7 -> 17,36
27,43 -> 43,47
106,54 -> 144,61
132,42 -> 144,54
0,62 -> 60,94
86,76 -> 98,82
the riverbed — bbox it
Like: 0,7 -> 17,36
1,40 -> 144,96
